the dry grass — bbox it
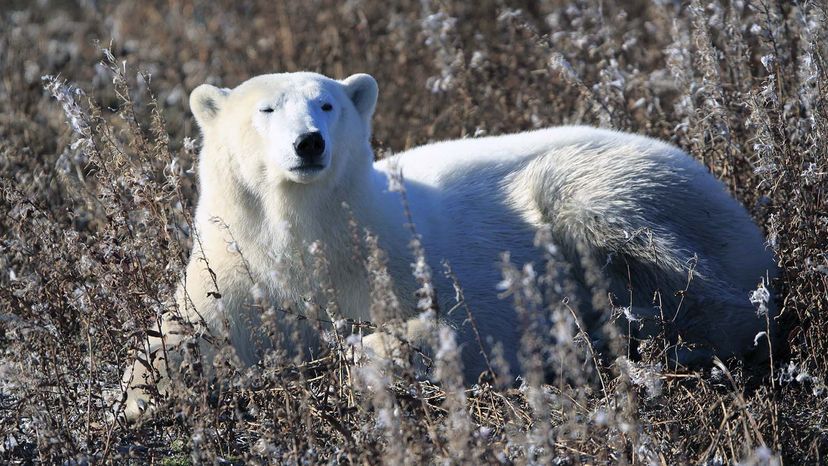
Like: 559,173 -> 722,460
1,0 -> 827,464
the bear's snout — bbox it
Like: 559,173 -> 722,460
294,132 -> 326,160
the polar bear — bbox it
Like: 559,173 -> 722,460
122,71 -> 776,419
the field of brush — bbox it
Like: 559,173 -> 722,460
1,1 -> 827,464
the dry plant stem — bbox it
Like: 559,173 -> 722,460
563,300 -> 608,402
442,260 -> 495,379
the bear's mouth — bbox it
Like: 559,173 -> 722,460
287,163 -> 327,181
290,163 -> 325,172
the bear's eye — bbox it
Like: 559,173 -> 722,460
321,103 -> 333,112
260,107 -> 274,113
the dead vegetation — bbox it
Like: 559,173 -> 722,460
1,0 -> 827,464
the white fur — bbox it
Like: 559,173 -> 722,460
123,72 -> 776,419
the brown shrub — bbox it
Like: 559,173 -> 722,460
1,0 -> 826,463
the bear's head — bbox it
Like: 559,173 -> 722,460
189,72 -> 377,188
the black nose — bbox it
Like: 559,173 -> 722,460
293,132 -> 325,159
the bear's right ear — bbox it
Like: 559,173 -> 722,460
342,74 -> 378,126
190,84 -> 229,128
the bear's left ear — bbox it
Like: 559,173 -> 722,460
190,84 -> 229,128
342,74 -> 378,126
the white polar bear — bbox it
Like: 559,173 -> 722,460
122,71 -> 776,419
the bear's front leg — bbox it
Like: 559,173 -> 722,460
357,316 -> 451,375
120,317 -> 187,421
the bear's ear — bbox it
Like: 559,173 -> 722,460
190,84 -> 229,128
342,74 -> 378,125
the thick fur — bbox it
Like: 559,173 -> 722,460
122,72 -> 776,419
